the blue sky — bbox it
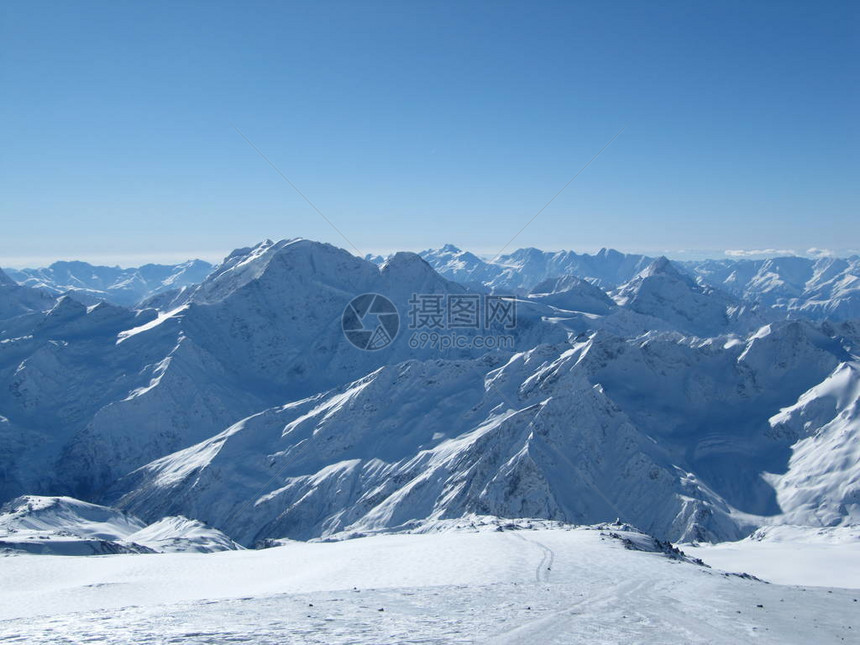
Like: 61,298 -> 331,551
1,1 -> 857,267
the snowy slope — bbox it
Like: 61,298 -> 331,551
0,495 -> 144,539
112,341 -> 767,545
0,495 -> 149,555
765,361 -> 860,527
54,330 -> 270,498
125,516 -> 243,553
4,260 -> 213,307
0,304 -> 261,501
580,320 -> 848,517
0,298 -> 167,500
0,520 -> 856,644
112,307 -> 858,546
688,523 -> 860,588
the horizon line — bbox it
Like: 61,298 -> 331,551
2,243 -> 858,270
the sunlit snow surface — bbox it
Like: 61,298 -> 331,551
688,525 -> 860,589
0,521 -> 857,644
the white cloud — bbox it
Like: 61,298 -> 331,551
805,247 -> 835,258
724,248 -> 797,258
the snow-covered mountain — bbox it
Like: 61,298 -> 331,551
583,320 -> 849,517
108,311 -> 855,545
527,275 -> 617,314
612,256 -> 769,337
683,255 -> 860,320
0,269 -> 16,289
765,361 -> 860,527
1,239 -> 567,503
108,347 -> 741,544
418,244 -> 860,321
420,244 -> 653,293
492,246 -> 655,292
0,495 -> 240,555
416,244 -> 506,290
4,259 -> 213,307
1,237 -> 858,554
0,268 -> 57,322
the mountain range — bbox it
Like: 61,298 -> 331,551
0,239 -> 858,551
415,245 -> 860,321
3,259 -> 213,307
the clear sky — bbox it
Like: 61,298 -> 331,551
1,1 -> 857,267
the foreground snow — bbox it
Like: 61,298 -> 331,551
0,521 -> 856,644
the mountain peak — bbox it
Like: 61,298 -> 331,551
529,275 -> 616,314
46,294 -> 87,318
614,256 -> 744,336
380,252 -> 440,281
440,243 -> 462,254
195,238 -> 373,304
595,247 -> 622,260
640,256 -> 681,279
510,246 -> 544,259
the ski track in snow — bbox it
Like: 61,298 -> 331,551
510,532 -> 555,583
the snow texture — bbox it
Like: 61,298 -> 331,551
0,520 -> 856,644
